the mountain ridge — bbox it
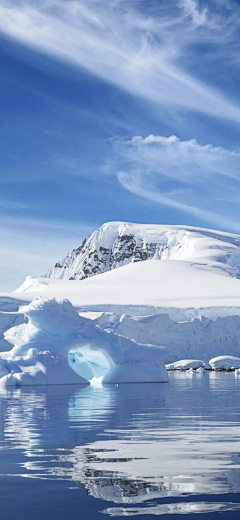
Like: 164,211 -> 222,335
44,221 -> 240,281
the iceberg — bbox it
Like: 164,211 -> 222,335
195,366 -> 207,374
166,359 -> 210,371
0,297 -> 168,386
209,356 -> 240,370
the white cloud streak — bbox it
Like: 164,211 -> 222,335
179,0 -> 208,26
116,134 -> 240,232
0,0 -> 240,123
117,134 -> 240,183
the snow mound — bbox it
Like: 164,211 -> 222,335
0,297 -> 168,386
209,356 -> 240,370
166,359 -> 209,371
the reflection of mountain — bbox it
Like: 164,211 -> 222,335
63,446 -> 196,503
51,429 -> 240,504
77,470 -> 183,504
1,375 -> 240,517
102,502 -> 240,517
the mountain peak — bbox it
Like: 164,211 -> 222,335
44,222 -> 240,281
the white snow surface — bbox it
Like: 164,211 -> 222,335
2,222 -> 240,372
44,221 -> 240,281
0,297 -> 168,386
209,356 -> 240,370
13,259 -> 240,314
166,360 -> 210,370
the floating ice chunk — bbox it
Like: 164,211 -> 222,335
166,359 -> 209,371
195,366 -> 206,374
187,368 -> 196,375
209,356 -> 240,370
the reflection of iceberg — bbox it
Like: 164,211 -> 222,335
68,385 -> 114,423
2,378 -> 240,517
0,385 -> 107,454
0,387 -> 47,450
19,378 -> 240,508
0,297 -> 168,385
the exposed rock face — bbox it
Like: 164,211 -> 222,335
44,222 -> 185,280
44,221 -> 240,281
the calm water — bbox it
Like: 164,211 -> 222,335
1,373 -> 240,519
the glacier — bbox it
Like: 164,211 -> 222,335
2,221 -> 240,384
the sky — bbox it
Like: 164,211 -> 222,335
1,0 -> 240,290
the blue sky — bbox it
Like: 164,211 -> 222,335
1,0 -> 240,290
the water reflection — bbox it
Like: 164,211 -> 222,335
103,502 -> 240,516
1,373 -> 240,517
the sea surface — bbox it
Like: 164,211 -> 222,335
1,372 -> 240,519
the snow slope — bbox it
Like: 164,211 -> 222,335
44,221 -> 240,281
14,259 -> 240,316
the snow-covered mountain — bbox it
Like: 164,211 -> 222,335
3,221 -> 240,375
45,221 -> 240,280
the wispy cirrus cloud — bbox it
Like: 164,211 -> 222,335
115,134 -> 240,232
0,0 -> 240,123
179,0 -> 208,26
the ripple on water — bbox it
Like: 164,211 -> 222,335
1,372 -> 240,518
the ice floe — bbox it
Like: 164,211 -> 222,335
209,355 -> 240,370
166,359 -> 210,371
